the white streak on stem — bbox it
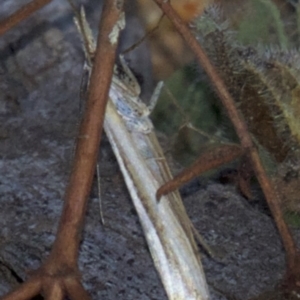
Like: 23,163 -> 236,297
109,12 -> 125,45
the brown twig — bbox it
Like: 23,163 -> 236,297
156,144 -> 243,199
152,0 -> 298,274
0,0 -> 123,299
47,0 -> 122,266
0,0 -> 53,36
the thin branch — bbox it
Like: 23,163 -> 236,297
46,0 -> 123,274
0,0 -> 52,36
0,0 -> 124,299
152,0 -> 297,271
1,278 -> 41,300
156,144 -> 243,199
65,279 -> 91,300
122,13 -> 164,55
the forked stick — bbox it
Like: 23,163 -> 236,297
0,0 -> 123,299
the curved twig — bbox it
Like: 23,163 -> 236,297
152,0 -> 298,274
